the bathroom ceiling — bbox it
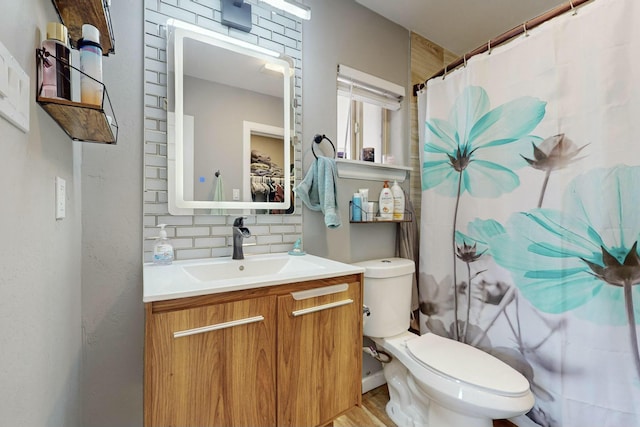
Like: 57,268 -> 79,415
354,0 -> 567,55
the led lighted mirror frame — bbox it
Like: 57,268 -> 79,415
166,19 -> 293,214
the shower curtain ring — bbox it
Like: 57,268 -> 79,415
523,22 -> 529,37
463,54 -> 467,67
569,0 -> 577,15
442,65 -> 447,80
487,40 -> 492,55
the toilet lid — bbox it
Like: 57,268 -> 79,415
406,333 -> 530,396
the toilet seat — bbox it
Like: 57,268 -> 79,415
406,333 -> 530,397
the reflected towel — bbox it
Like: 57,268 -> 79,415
293,157 -> 341,228
211,175 -> 225,215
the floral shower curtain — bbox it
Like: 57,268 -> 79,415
418,0 -> 640,425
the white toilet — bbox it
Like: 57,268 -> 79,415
354,258 -> 534,427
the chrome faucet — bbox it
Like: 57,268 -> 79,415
232,217 -> 251,260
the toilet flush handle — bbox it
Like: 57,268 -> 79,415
363,305 -> 371,317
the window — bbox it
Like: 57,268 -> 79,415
336,64 -> 404,163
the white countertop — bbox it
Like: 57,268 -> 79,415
143,252 -> 365,302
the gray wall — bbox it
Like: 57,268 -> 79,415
0,1 -> 82,426
302,0 -> 410,263
80,1 -> 144,425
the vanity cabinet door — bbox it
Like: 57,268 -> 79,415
277,279 -> 362,427
145,296 -> 277,427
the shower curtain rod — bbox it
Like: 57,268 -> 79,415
412,0 -> 593,95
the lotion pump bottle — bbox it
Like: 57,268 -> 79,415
153,224 -> 174,265
378,181 -> 394,220
391,180 -> 405,220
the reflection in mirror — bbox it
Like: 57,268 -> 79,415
167,19 -> 293,215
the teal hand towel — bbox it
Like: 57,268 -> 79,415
293,157 -> 341,228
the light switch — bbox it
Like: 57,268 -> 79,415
0,40 -> 29,132
233,188 -> 240,200
0,53 -> 8,98
56,177 -> 66,220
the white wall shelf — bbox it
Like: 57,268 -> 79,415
335,159 -> 412,182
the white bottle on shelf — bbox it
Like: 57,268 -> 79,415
391,180 -> 405,221
78,24 -> 103,106
378,181 -> 394,221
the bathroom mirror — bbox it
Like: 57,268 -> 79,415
166,19 -> 293,215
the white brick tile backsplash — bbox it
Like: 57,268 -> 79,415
145,130 -> 167,143
145,178 -> 168,191
195,15 -> 227,33
177,248 -> 212,260
179,0 -> 214,17
144,202 -> 169,215
194,216 -> 228,225
145,142 -> 159,155
159,2 -> 196,23
144,191 -> 157,203
270,225 -> 296,234
211,247 -> 233,258
194,237 -> 227,247
156,215 -> 194,226
257,234 -> 283,245
176,227 -> 211,237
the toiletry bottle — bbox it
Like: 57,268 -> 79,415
40,22 -> 71,100
69,48 -> 81,103
391,180 -> 405,220
358,188 -> 369,219
153,224 -> 174,265
352,192 -> 362,222
78,24 -> 103,106
378,181 -> 394,220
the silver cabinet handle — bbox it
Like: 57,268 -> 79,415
290,283 -> 349,301
173,315 -> 264,338
291,299 -> 353,317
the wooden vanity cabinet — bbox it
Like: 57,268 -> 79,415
145,295 -> 277,427
144,274 -> 363,427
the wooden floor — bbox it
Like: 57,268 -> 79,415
334,385 -> 517,427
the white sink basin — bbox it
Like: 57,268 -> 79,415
143,252 -> 365,302
183,255 -> 320,282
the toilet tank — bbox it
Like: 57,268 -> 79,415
353,258 -> 415,338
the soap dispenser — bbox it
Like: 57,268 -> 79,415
153,224 -> 174,265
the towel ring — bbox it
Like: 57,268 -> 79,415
312,134 -> 337,159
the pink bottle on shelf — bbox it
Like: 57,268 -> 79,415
40,22 -> 71,100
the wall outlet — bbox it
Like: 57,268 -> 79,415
232,188 -> 240,200
55,177 -> 66,219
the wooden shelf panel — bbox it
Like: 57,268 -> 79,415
52,0 -> 115,55
37,97 -> 117,144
